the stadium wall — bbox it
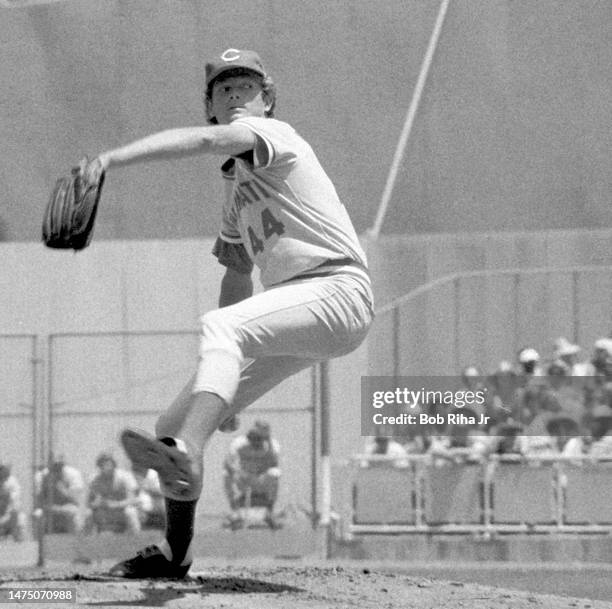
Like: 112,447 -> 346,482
1,229 -> 611,521
0,0 -> 611,242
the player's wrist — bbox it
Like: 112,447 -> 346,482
97,153 -> 112,171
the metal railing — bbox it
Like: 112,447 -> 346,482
334,454 -> 612,538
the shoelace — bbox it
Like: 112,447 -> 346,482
137,545 -> 163,560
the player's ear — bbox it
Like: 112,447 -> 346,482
262,87 -> 276,117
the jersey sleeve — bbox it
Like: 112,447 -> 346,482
232,117 -> 298,169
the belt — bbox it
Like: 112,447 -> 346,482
291,257 -> 369,281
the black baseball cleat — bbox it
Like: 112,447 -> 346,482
120,428 -> 200,501
108,545 -> 191,579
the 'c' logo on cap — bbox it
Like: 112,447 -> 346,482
221,49 -> 241,62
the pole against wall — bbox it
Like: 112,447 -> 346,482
367,0 -> 451,240
318,360 -> 332,558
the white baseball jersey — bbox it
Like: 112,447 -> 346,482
216,117 -> 368,288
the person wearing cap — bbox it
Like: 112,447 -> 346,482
539,360 -> 585,422
582,338 -> 612,417
86,453 -> 141,534
552,337 -> 584,376
513,346 -> 549,426
85,49 -> 372,577
488,360 -> 519,422
517,347 -> 544,377
33,456 -> 86,535
587,404 -> 612,459
223,421 -> 281,530
0,463 -> 26,542
589,338 -> 612,377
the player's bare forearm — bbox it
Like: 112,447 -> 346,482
219,267 -> 253,308
97,124 -> 256,171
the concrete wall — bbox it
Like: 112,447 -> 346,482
1,229 -> 611,522
0,0 -> 611,242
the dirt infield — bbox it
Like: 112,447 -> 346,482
1,561 -> 611,609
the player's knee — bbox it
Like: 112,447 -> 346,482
199,310 -> 241,357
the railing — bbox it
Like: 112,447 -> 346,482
333,454 -> 612,538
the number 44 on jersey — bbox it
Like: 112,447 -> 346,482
247,207 -> 285,255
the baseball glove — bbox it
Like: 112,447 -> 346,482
42,157 -> 105,250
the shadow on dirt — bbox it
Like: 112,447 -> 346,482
0,572 -> 305,606
80,575 -> 304,607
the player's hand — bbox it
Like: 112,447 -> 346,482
80,156 -> 105,183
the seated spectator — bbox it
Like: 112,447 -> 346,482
131,465 -> 165,530
399,432 -> 427,456
427,408 -> 486,465
86,452 -> 140,534
582,338 -> 612,378
545,414 -> 585,458
539,361 -> 585,422
362,436 -> 409,468
223,422 -> 281,530
587,404 -> 612,460
517,347 -> 544,378
552,337 -> 584,376
0,464 -> 25,542
514,352 -> 550,425
34,456 -> 85,534
582,340 -> 612,421
460,366 -> 489,423
485,419 -> 524,456
487,361 -> 519,422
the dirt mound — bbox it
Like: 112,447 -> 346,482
1,563 -> 610,608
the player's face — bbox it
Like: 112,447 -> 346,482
211,74 -> 270,124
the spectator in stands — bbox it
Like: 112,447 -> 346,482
487,360 -> 519,423
131,465 -> 165,530
34,456 -> 85,534
545,414 -> 585,458
0,464 -> 25,542
223,421 -> 281,530
583,338 -> 612,378
512,348 -> 549,426
362,435 -> 409,468
517,347 -> 544,377
485,419 -> 524,456
552,337 -> 584,376
86,452 -> 140,534
399,431 -> 427,456
583,339 -> 612,421
587,404 -> 612,459
539,361 -> 585,422
515,376 -> 567,459
427,408 -> 486,465
460,366 -> 489,423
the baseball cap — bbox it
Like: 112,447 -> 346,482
518,347 -> 540,364
594,337 -> 612,355
205,49 -> 267,88
553,337 -> 581,357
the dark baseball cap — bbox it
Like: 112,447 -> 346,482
205,49 -> 267,88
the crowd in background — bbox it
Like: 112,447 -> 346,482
0,452 -> 165,543
2,335 -> 611,542
364,334 -> 612,465
0,420 -> 282,542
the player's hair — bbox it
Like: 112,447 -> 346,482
204,67 -> 277,124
